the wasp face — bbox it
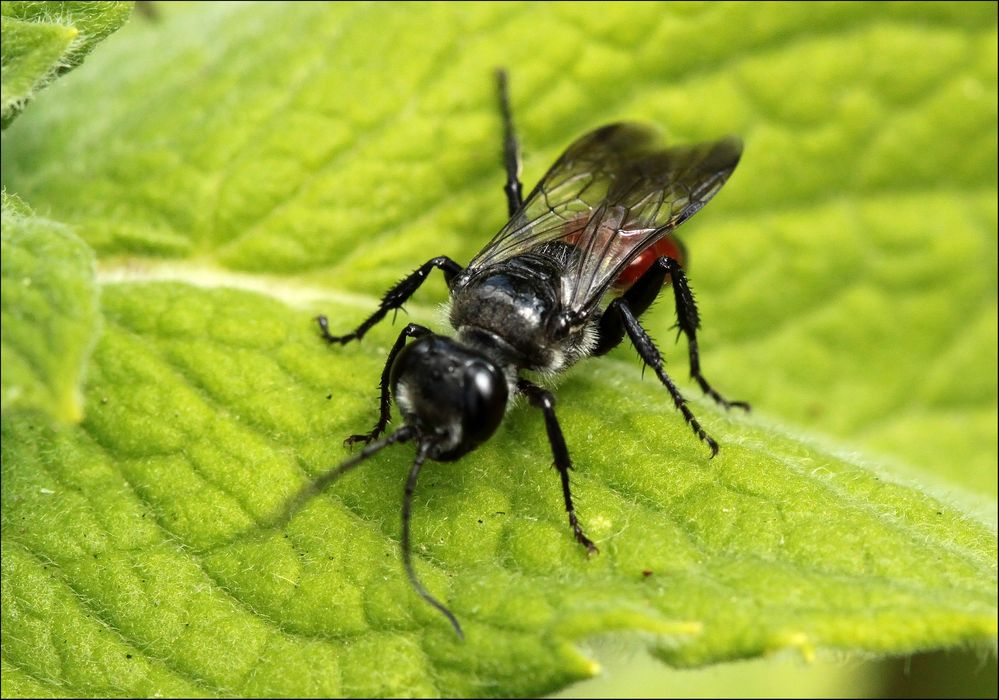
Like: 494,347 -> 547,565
389,335 -> 509,461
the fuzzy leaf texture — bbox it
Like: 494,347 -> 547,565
1,191 -> 100,422
0,2 -> 996,698
0,1 -> 133,128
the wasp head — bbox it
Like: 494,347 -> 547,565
390,335 -> 509,461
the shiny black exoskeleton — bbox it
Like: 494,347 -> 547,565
389,334 -> 508,461
311,70 -> 749,638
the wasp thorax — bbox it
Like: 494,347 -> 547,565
389,335 -> 509,461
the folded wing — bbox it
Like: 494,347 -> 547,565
468,123 -> 742,316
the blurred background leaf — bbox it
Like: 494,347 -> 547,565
0,1 -> 133,128
1,191 -> 100,422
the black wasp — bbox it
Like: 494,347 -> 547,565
311,70 -> 748,638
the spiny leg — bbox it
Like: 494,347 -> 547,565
596,254 -> 748,411
609,297 -> 720,457
594,247 -> 676,356
656,256 -> 749,411
316,256 -> 462,345
346,323 -> 432,447
496,68 -> 523,216
517,379 -> 598,554
403,440 -> 464,639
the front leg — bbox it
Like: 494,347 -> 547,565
316,256 -> 462,345
345,323 -> 432,447
517,379 -> 598,554
608,297 -> 720,457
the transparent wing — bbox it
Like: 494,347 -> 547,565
469,123 -> 742,315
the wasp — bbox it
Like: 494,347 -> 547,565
311,70 -> 748,638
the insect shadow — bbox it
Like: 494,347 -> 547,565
291,69 -> 749,639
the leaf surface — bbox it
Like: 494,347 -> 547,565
0,2 -> 995,697
1,192 -> 100,421
0,1 -> 133,127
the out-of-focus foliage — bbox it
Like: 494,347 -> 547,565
1,191 -> 100,421
0,1 -> 133,127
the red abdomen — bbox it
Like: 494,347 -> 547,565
561,214 -> 687,292
613,236 -> 686,290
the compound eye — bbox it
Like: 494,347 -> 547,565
462,362 -> 508,444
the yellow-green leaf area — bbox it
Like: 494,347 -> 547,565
0,15 -> 76,126
0,2 -> 996,697
1,281 -> 996,696
0,1 -> 133,127
1,1 -> 994,493
1,192 -> 100,422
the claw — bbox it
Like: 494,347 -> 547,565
317,315 -> 357,345
344,432 -> 378,448
706,435 -> 720,459
576,532 -> 599,556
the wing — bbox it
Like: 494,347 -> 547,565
468,123 -> 742,316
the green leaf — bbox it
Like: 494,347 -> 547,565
0,1 -> 133,128
0,2 -> 996,697
1,191 -> 100,422
1,281 -> 995,697
2,2 -> 996,495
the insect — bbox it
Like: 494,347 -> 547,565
311,70 -> 748,638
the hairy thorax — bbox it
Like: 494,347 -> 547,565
449,253 -> 596,375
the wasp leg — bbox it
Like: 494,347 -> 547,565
593,252 -> 674,356
344,323 -> 432,447
496,68 -> 523,217
655,257 -> 749,411
609,298 -> 720,457
517,379 -> 598,554
316,256 -> 462,345
596,257 -> 748,411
